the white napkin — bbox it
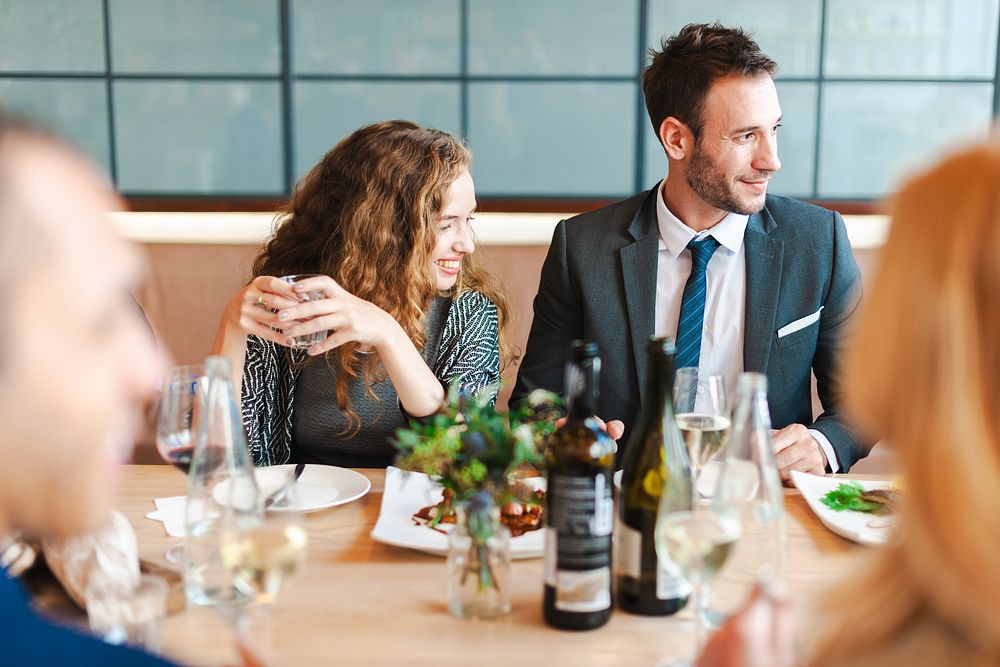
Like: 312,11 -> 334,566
146,496 -> 186,537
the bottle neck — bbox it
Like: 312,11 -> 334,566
565,355 -> 600,420
643,348 -> 676,424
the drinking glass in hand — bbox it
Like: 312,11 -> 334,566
280,274 -> 329,349
155,364 -> 206,563
654,465 -> 741,667
673,368 -> 730,498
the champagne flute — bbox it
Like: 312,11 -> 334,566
155,364 -> 206,563
673,368 -> 730,499
654,462 -> 741,667
220,468 -> 309,662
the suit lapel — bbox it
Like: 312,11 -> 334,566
743,209 -> 783,374
619,189 -> 659,403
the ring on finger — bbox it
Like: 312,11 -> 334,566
255,295 -> 268,308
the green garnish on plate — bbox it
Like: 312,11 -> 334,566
821,481 -> 898,515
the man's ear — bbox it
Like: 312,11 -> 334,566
658,116 -> 693,161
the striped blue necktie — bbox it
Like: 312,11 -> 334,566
674,236 -> 720,371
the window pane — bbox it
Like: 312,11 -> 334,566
768,82 -> 817,198
818,82 -> 993,198
114,81 -> 283,194
109,0 -> 279,74
293,81 -> 460,179
646,0 -> 822,77
468,0 -> 638,76
0,78 -> 110,173
825,0 -> 1000,78
468,82 -> 636,196
292,0 -> 459,75
0,0 -> 104,72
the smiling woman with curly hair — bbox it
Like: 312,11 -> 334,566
212,120 -> 514,468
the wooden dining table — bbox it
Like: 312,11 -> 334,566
115,465 -> 872,666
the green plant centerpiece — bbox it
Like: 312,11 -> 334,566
394,386 -> 560,619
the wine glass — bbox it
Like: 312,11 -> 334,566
155,364 -> 206,563
219,469 -> 309,663
673,368 -> 729,499
654,463 -> 741,667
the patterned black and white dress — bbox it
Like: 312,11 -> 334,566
241,290 -> 500,467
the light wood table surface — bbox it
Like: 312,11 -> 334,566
115,465 -> 871,666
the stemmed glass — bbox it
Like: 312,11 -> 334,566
155,364 -> 206,564
219,469 -> 309,663
654,446 -> 742,667
673,368 -> 730,499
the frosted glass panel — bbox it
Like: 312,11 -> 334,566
292,0 -> 459,75
818,83 -> 993,198
0,78 -> 110,173
293,81 -> 460,179
109,0 -> 279,74
825,0 -> 1000,78
469,0 -> 637,75
468,82 -> 636,195
646,0 -> 822,77
114,81 -> 283,194
0,0 -> 104,72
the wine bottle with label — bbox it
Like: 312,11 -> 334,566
543,340 -> 616,631
615,337 -> 692,615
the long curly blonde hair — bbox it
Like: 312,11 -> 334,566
252,120 -> 515,433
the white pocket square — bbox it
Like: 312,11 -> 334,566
777,307 -> 824,338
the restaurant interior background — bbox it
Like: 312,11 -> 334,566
1,0 -> 997,469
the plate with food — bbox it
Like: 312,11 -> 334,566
791,471 -> 900,546
369,466 -> 545,559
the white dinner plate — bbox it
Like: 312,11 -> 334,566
215,464 -> 371,514
791,470 -> 895,546
369,467 -> 545,559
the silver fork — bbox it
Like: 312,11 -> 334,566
264,463 -> 306,510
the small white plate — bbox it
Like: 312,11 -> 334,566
791,470 -> 895,546
369,467 -> 545,559
218,464 -> 371,514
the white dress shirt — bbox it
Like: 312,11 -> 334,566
652,181 -> 840,471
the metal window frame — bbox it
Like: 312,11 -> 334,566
0,0 -> 995,205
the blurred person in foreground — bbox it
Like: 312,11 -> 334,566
699,142 -> 1000,666
0,112 -> 174,663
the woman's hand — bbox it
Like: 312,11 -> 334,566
276,275 -> 398,356
222,276 -> 302,347
697,585 -> 797,667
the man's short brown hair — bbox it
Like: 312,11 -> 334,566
642,23 -> 777,141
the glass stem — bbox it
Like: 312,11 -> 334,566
691,569 -> 707,659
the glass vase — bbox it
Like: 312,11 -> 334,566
446,500 -> 511,620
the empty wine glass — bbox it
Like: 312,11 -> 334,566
673,368 -> 729,499
155,364 -> 206,563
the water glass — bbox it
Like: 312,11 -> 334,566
86,574 -> 168,654
280,274 -> 328,349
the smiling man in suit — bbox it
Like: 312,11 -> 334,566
512,23 -> 871,476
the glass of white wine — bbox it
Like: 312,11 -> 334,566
654,452 -> 741,667
220,469 -> 309,662
673,368 -> 730,499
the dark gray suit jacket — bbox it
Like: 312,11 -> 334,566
512,187 -> 872,471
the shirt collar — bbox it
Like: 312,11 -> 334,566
655,180 -> 748,257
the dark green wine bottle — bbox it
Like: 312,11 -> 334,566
615,337 -> 692,615
543,340 -> 616,631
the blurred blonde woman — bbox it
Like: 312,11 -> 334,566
699,142 -> 1000,666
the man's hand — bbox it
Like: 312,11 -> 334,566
554,416 -> 625,441
772,424 -> 827,481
